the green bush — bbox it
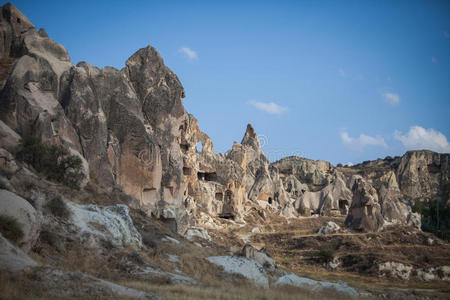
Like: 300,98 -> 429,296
0,215 -> 24,243
16,136 -> 85,189
46,196 -> 71,219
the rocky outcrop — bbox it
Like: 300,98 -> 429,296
294,176 -> 352,216
0,3 -> 448,237
345,179 -> 384,232
207,256 -> 269,287
0,233 -> 37,271
396,151 -> 449,204
318,221 -> 341,235
67,202 -> 142,248
272,156 -> 334,192
0,189 -> 40,252
241,243 -> 276,271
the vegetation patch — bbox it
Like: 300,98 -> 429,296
0,214 -> 24,243
45,196 -> 71,220
16,136 -> 85,189
413,198 -> 450,241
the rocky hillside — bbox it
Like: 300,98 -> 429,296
0,3 -> 449,299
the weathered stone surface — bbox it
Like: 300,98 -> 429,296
294,176 -> 352,216
0,189 -> 40,252
185,226 -> 211,242
345,179 -> 384,232
318,221 -> 341,235
241,243 -> 276,271
0,3 -> 448,236
207,256 -> 269,287
0,233 -> 37,271
67,202 -> 142,248
396,150 -> 449,204
0,120 -> 20,152
272,156 -> 334,192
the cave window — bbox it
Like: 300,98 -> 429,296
179,125 -> 184,131
180,144 -> 189,153
17,18 -> 21,23
215,192 -> 223,201
366,205 -> 373,216
225,190 -> 233,201
339,200 -> 348,209
339,200 -> 349,215
183,167 -> 191,176
196,141 -> 203,152
197,172 -> 217,182
287,182 -> 292,193
268,197 -> 273,204
219,213 -> 235,220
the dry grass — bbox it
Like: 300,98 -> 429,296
0,270 -> 138,300
122,280 -> 353,300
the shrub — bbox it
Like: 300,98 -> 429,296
318,240 -> 340,263
297,205 -> 310,217
16,136 -> 85,189
318,245 -> 335,262
0,215 -> 24,243
46,196 -> 71,219
336,163 -> 343,168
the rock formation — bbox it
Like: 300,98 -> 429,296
0,2 -> 448,239
345,179 -> 384,232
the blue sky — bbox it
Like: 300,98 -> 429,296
9,0 -> 450,165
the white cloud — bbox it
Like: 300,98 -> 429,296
338,68 -> 346,77
340,131 -> 387,150
248,100 -> 287,115
178,47 -> 198,61
394,126 -> 450,153
431,56 -> 438,63
383,92 -> 400,105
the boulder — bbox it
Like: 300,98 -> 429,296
0,189 -> 40,252
207,256 -> 269,287
185,226 -> 211,242
273,273 -> 358,297
241,243 -> 276,271
318,221 -> 341,235
66,202 -> 142,248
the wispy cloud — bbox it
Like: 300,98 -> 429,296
383,92 -> 400,105
248,100 -> 287,115
431,56 -> 438,64
394,126 -> 450,153
340,131 -> 387,150
178,47 -> 198,61
338,68 -> 346,77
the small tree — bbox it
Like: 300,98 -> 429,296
17,137 -> 85,189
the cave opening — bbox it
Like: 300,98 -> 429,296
339,200 -> 349,214
218,213 -> 235,220
180,144 -> 189,153
268,197 -> 273,204
215,192 -> 223,201
183,167 -> 191,176
197,172 -> 217,182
